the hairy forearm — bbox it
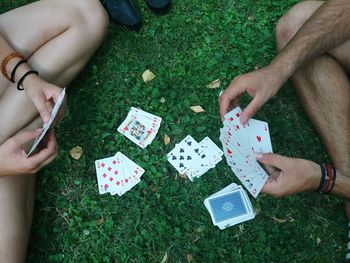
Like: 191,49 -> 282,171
330,170 -> 350,201
270,0 -> 350,81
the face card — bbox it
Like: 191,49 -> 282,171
117,114 -> 156,148
167,135 -> 202,174
246,119 -> 273,153
27,88 -> 66,156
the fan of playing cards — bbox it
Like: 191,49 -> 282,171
220,107 -> 273,198
28,88 -> 66,156
167,135 -> 223,181
95,152 -> 145,196
117,107 -> 162,149
204,183 -> 255,229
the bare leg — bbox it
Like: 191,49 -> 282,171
0,1 -> 108,261
0,0 -> 109,140
275,1 -> 350,259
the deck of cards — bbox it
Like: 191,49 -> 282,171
117,107 -> 162,148
220,107 -> 273,198
167,135 -> 223,181
28,88 -> 66,156
204,183 -> 255,229
95,152 -> 145,196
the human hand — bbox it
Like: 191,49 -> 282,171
0,129 -> 58,177
255,153 -> 320,197
23,74 -> 66,123
219,66 -> 285,124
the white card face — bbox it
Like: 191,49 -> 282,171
246,119 -> 273,153
95,156 -> 120,194
167,135 -> 202,174
200,137 -> 223,165
220,107 -> 272,198
27,88 -> 66,156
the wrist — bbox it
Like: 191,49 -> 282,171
307,161 -> 321,192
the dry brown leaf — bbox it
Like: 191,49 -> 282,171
187,254 -> 193,262
70,146 -> 83,160
142,69 -> 155,83
271,216 -> 288,223
190,105 -> 205,113
96,217 -> 104,226
179,173 -> 188,179
164,134 -> 171,145
160,252 -> 168,263
207,79 -> 221,89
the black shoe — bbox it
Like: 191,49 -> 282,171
103,0 -> 141,31
146,0 -> 171,15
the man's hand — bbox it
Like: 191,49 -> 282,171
219,66 -> 285,124
24,75 -> 66,123
255,153 -> 321,197
0,129 -> 58,177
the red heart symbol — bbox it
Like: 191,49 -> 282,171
229,117 -> 234,121
147,130 -> 152,135
257,136 -> 261,142
236,113 -> 240,117
227,149 -> 232,154
125,179 -> 129,183
116,181 -> 120,185
123,127 -> 128,131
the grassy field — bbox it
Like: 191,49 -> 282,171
2,0 -> 347,262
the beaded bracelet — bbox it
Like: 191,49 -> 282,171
1,52 -> 24,81
316,163 -> 336,194
17,70 -> 38,90
10,59 -> 27,83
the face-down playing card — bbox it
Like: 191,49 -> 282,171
204,183 -> 255,229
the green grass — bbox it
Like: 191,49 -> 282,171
2,0 -> 347,262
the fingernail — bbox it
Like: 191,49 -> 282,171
255,153 -> 263,159
241,115 -> 247,125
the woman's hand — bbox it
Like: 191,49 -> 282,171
0,129 -> 58,177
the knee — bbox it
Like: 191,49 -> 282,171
275,1 -> 324,51
71,0 -> 109,45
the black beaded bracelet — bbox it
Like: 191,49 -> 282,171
10,59 -> 26,83
17,70 -> 38,90
315,163 -> 326,193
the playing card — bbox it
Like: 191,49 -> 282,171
117,108 -> 162,148
167,135 -> 202,174
204,183 -> 255,229
28,88 -> 66,156
246,119 -> 273,153
95,156 -> 121,195
220,107 -> 271,197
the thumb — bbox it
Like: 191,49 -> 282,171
32,93 -> 51,123
11,129 -> 42,145
255,152 -> 287,170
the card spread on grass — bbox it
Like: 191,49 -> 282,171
204,183 -> 255,229
219,107 -> 273,198
167,135 -> 223,180
117,107 -> 162,148
28,88 -> 66,157
95,151 -> 144,196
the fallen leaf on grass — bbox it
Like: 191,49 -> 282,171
164,134 -> 171,145
142,69 -> 155,83
190,105 -> 205,113
207,79 -> 221,89
271,216 -> 288,223
316,237 -> 321,246
160,252 -> 168,263
69,146 -> 83,160
96,218 -> 104,226
187,254 -> 194,262
179,173 -> 188,179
